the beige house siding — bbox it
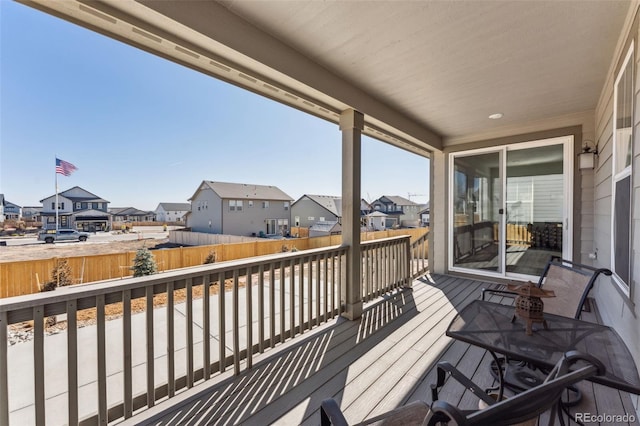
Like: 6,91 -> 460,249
592,3 -> 640,411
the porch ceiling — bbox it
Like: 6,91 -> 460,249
20,0 -> 631,154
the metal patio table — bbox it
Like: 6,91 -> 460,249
446,299 -> 640,397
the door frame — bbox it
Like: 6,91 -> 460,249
448,135 -> 574,280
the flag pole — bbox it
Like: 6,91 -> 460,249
55,157 -> 59,233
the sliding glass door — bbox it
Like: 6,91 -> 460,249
450,137 -> 572,279
451,150 -> 503,273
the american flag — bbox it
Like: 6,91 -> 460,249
55,158 -> 78,176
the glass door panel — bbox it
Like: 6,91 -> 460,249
452,151 -> 502,273
506,144 -> 564,276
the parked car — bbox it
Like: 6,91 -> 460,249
37,229 -> 90,244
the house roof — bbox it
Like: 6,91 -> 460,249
376,195 -> 417,206
190,181 -> 292,202
295,194 -> 342,217
74,209 -> 110,218
367,211 -> 389,218
40,186 -> 109,203
157,202 -> 191,212
110,207 -> 154,216
309,221 -> 341,232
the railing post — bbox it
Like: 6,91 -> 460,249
340,109 -> 364,320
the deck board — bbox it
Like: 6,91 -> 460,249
127,273 -> 639,426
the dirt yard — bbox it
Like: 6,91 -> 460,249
1,238 -> 170,262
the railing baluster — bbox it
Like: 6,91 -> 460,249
203,274 -> 211,380
289,258 -> 296,339
246,268 -> 253,369
123,289 -> 133,418
258,264 -> 265,353
269,263 -> 276,348
323,253 -> 329,323
233,270 -> 240,375
96,294 -> 107,425
279,260 -> 285,344
66,300 -> 78,426
218,271 -> 226,373
315,255 -> 320,326
0,312 -> 8,426
33,306 -> 45,426
305,256 -> 314,329
300,257 -> 306,334
166,282 -> 175,398
145,286 -> 155,407
186,278 -> 194,388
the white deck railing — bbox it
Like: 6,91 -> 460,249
0,237 -> 414,426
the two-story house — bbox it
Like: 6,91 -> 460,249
154,202 -> 190,223
292,195 -> 374,229
188,180 -> 293,236
40,186 -> 110,231
2,200 -> 21,221
371,195 -> 421,228
291,194 -> 342,228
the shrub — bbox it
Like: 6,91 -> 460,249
50,258 -> 73,288
132,248 -> 158,277
204,250 -> 216,264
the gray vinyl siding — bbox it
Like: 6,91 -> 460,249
189,189 -> 222,233
592,4 -> 640,386
291,198 -> 338,228
222,199 -> 291,236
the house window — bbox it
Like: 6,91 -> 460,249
75,202 -> 81,210
262,201 -> 269,208
248,200 -> 254,207
284,201 -> 289,211
320,217 -> 325,222
230,200 -> 243,211
308,216 -> 315,221
611,42 -> 634,294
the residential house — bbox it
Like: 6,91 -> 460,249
292,195 -> 374,230
109,207 -> 155,223
21,206 -> 42,223
371,195 -> 421,228
2,200 -> 21,221
154,202 -> 190,223
188,180 -> 293,236
291,194 -> 341,228
419,203 -> 430,227
0,194 -> 4,222
39,186 -> 110,231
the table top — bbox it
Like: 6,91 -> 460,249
446,299 -> 640,395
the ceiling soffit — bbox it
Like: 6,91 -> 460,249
19,0 -> 440,156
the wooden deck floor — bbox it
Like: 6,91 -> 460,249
126,274 -> 639,426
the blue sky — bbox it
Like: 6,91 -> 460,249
0,1 -> 430,211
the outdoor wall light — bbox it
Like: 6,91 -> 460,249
579,140 -> 598,170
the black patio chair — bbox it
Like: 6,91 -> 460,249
320,351 -> 604,426
481,256 -> 612,401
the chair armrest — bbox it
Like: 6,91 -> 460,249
481,288 -> 517,301
321,399 -> 349,426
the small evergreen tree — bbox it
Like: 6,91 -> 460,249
203,250 -> 216,264
132,248 -> 157,277
50,258 -> 73,287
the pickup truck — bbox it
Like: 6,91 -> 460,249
38,229 -> 90,244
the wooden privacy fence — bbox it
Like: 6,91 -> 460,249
0,228 -> 428,299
